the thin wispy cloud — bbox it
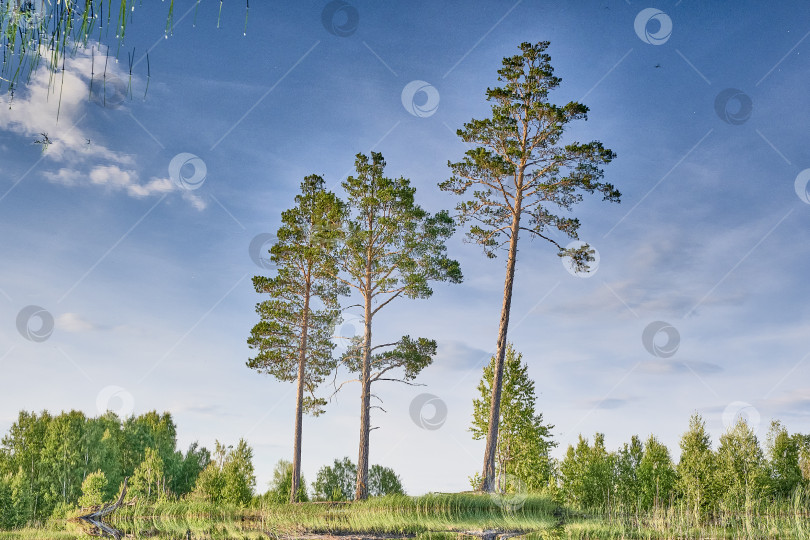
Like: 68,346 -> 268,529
0,46 -> 205,209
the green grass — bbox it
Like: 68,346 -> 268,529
0,492 -> 562,539
556,487 -> 810,539
2,491 -> 808,539
110,492 -> 561,537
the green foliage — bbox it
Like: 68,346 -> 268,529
248,174 -> 345,416
0,473 -> 13,529
470,343 -> 555,491
191,462 -> 224,505
676,413 -> 719,520
248,175 -> 346,502
9,467 -> 34,528
441,41 -> 618,492
120,411 -> 179,482
312,458 -> 404,500
78,470 -> 107,508
339,151 -> 462,375
637,435 -> 676,509
173,442 -> 211,497
313,457 -> 356,501
766,420 -> 805,498
340,151 -> 461,499
41,410 -> 86,513
129,448 -> 165,503
801,441 -> 810,484
716,417 -> 769,511
560,433 -> 614,510
222,440 -> 256,507
341,151 -> 462,304
368,465 -> 405,497
0,409 -> 205,527
440,40 -> 620,261
613,435 -> 643,509
265,460 -> 309,503
0,410 -> 50,521
86,419 -> 124,502
191,440 -> 255,507
557,414 -> 806,525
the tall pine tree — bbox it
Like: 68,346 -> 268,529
441,42 -> 620,491
338,152 -> 462,500
248,175 -> 345,502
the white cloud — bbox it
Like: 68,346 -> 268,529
0,44 -> 203,209
87,165 -> 175,199
0,47 -> 131,165
56,312 -> 95,332
89,164 -> 136,189
181,190 -> 208,210
44,164 -> 197,203
42,168 -> 83,186
129,176 -> 175,198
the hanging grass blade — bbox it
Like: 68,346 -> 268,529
126,45 -> 133,99
88,42 -> 95,101
142,51 -> 149,100
192,0 -> 200,28
243,0 -> 248,36
165,0 -> 173,36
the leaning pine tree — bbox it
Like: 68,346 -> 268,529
338,152 -> 462,500
440,41 -> 621,492
247,175 -> 346,503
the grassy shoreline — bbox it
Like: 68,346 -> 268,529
0,493 -> 562,539
1,491 -> 808,539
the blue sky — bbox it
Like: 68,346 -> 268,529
1,0 -> 809,495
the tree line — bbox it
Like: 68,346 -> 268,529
0,410 -> 205,527
469,345 -> 810,521
553,415 -> 810,519
0,409 -> 406,529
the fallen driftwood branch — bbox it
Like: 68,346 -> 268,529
79,478 -> 128,539
80,477 -> 128,519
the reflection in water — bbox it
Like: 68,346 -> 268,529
78,478 -> 127,539
78,515 -> 123,540
72,525 -> 565,540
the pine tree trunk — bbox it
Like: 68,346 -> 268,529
356,259 -> 373,501
355,360 -> 371,500
291,280 -> 311,503
480,190 -> 522,492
